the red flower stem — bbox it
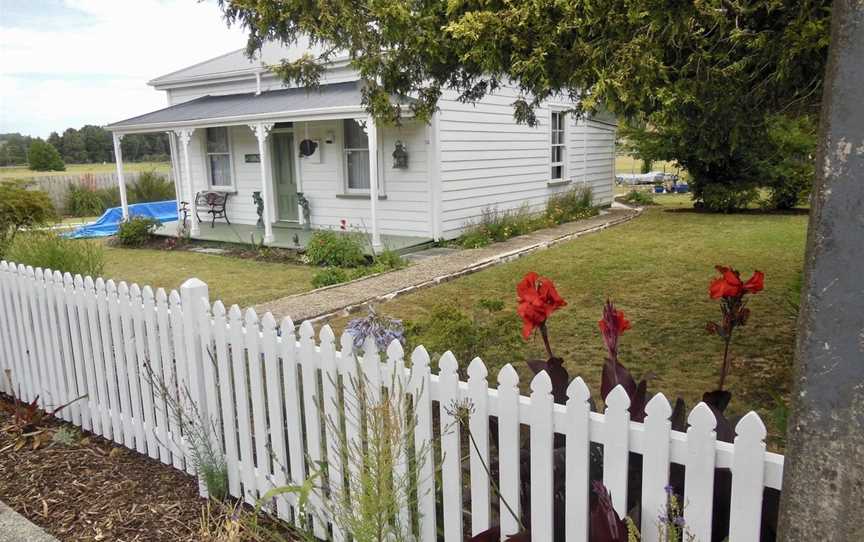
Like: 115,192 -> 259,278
718,329 -> 733,391
539,322 -> 555,360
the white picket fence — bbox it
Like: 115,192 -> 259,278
0,261 -> 784,542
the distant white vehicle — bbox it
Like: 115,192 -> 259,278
615,171 -> 674,185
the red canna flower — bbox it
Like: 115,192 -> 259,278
598,300 -> 630,363
709,266 -> 764,299
707,265 -> 765,390
516,272 -> 566,340
743,270 -> 764,294
598,308 -> 631,336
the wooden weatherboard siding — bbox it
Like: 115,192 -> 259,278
1,262 -> 783,542
181,120 -> 431,236
437,86 -> 616,239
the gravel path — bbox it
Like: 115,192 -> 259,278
255,206 -> 641,323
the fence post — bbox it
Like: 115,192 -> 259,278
179,278 -> 211,497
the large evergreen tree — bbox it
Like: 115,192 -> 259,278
47,132 -> 63,157
60,128 -> 89,163
218,0 -> 830,206
0,133 -> 33,166
27,139 -> 65,171
80,124 -> 112,163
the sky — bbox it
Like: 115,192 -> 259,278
0,0 -> 249,138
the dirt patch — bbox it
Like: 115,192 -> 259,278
116,235 -> 307,265
0,396 -> 204,542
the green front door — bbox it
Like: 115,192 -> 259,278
272,133 -> 298,221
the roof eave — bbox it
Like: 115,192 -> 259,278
107,105 -> 378,134
148,57 -> 353,89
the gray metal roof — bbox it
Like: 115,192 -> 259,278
108,81 -> 368,130
149,40 -> 346,86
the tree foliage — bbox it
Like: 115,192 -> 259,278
0,133 -> 34,166
0,181 -> 57,258
27,140 -> 66,172
219,0 -> 830,207
1,128 -> 169,166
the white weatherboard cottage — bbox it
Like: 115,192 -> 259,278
107,42 -> 616,250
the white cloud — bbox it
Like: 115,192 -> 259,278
0,0 -> 249,137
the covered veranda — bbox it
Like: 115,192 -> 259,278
106,82 -> 412,251
152,220 -> 431,255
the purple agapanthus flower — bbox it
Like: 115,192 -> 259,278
345,306 -> 405,353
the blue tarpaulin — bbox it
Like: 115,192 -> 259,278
66,200 -> 178,239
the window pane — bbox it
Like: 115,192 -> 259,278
206,127 -> 229,153
552,146 -> 563,163
347,150 -> 370,189
552,165 -> 563,180
209,154 -> 231,186
344,119 -> 369,149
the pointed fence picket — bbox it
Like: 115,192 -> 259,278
0,265 -> 787,542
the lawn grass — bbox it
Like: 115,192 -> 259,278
330,194 -> 807,447
615,154 -> 682,176
0,161 -> 170,180
103,245 -> 317,308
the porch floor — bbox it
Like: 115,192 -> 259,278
154,220 -> 432,255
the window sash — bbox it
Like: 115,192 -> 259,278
551,111 -> 566,179
206,127 -> 233,188
344,119 -> 371,191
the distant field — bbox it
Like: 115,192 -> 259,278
0,161 -> 171,180
615,154 -> 682,176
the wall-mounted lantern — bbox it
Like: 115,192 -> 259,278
392,140 -> 408,169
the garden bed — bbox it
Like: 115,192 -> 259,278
0,396 -> 203,541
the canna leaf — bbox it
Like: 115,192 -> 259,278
526,356 -> 569,404
590,481 -> 628,542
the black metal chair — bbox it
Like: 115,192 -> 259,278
195,191 -> 230,228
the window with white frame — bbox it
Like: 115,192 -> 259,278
205,127 -> 233,188
550,111 -> 566,180
343,119 -> 370,191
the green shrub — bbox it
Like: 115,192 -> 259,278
65,184 -> 105,217
305,230 -> 367,267
759,114 -> 817,210
115,216 -> 159,247
457,186 -> 596,247
27,140 -> 65,171
374,249 -> 405,270
546,185 -> 595,224
130,170 -> 175,203
404,299 -> 528,368
96,186 -> 121,209
694,182 -> 760,213
6,232 -> 104,277
459,227 -> 494,248
311,267 -> 350,288
0,181 -> 57,258
620,189 -> 655,206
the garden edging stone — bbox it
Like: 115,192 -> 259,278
0,500 -> 60,542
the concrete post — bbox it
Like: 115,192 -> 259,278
778,1 -> 864,540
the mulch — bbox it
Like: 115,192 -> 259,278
0,395 -> 206,541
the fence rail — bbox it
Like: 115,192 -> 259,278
0,261 -> 783,542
